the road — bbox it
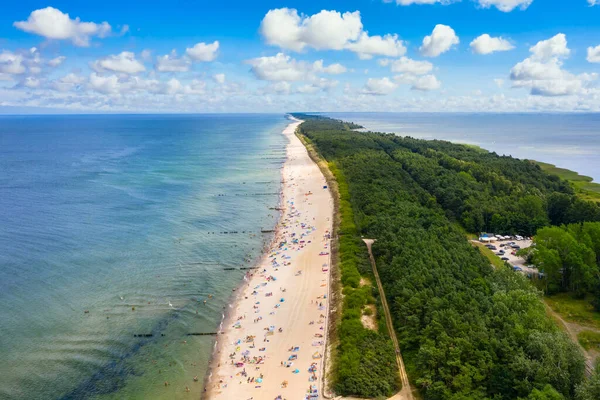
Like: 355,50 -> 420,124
363,239 -> 413,400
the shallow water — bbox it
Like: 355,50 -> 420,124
0,114 -> 288,399
326,112 -> 600,183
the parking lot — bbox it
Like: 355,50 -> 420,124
482,238 -> 537,276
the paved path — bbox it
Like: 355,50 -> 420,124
363,239 -> 413,400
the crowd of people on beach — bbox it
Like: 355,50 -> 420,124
209,166 -> 330,399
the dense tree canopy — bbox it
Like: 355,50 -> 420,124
293,114 -> 595,400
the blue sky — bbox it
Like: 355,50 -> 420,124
0,0 -> 599,112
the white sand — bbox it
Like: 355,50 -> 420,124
206,119 -> 334,400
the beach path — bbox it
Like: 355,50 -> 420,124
206,119 -> 333,400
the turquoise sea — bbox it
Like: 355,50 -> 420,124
326,113 -> 600,183
0,114 -> 288,399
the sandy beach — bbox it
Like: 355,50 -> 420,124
205,118 -> 334,400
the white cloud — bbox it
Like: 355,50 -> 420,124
510,33 -> 597,97
470,34 -> 514,54
50,73 -> 85,92
164,78 -> 183,95
528,79 -> 584,97
494,78 -> 505,88
246,53 -> 346,82
48,56 -> 66,67
362,77 -> 398,95
186,41 -> 219,62
260,8 -> 362,51
313,60 -> 347,74
183,79 -> 207,95
420,24 -> 459,57
247,53 -> 312,81
476,0 -> 533,12
0,51 -> 26,75
259,8 -> 405,59
297,84 -> 321,94
587,45 -> 600,63
313,78 -> 340,91
529,33 -> 570,62
264,81 -> 292,95
510,58 -> 565,81
91,52 -> 145,74
345,32 -> 406,59
394,73 -> 441,91
155,51 -> 190,72
24,76 -> 41,88
88,73 -> 121,94
385,57 -> 433,75
213,73 -> 226,84
590,0 -> 599,5
411,74 -> 442,91
14,7 -> 112,47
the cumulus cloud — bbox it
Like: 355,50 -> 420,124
362,77 -> 398,95
470,34 -> 514,55
247,53 -> 313,81
494,78 -> 505,88
476,0 -> 533,12
297,84 -> 321,94
0,51 -> 26,75
587,45 -> 600,63
313,60 -> 347,74
186,41 -> 219,62
529,33 -> 570,61
91,52 -> 145,74
420,24 -> 459,57
382,57 -> 433,75
155,51 -> 190,72
345,32 -> 406,59
246,53 -> 346,82
411,74 -> 442,91
50,73 -> 85,92
88,73 -> 121,94
510,33 -> 597,96
260,8 -> 361,51
259,8 -> 405,59
213,73 -> 226,84
48,56 -> 66,67
264,81 -> 292,95
394,73 -> 441,91
23,76 -> 41,88
14,7 -> 112,47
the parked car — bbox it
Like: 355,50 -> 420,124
501,257 -> 509,261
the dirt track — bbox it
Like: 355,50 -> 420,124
363,239 -> 413,400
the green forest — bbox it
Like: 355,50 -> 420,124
292,114 -> 600,400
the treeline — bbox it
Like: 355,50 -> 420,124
295,114 -> 600,237
294,114 -> 592,399
523,223 -> 600,298
298,127 -> 400,398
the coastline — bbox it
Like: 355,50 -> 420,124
204,117 -> 335,399
200,119 -> 292,396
